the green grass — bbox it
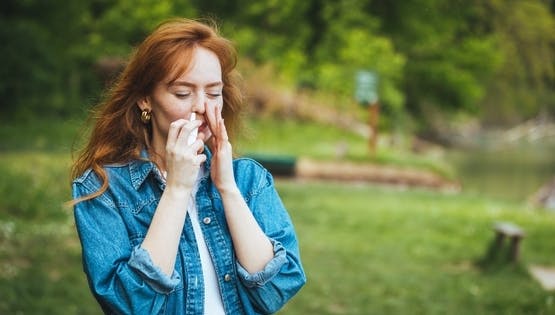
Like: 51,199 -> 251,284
278,181 -> 555,314
0,118 -> 87,152
1,118 -> 554,314
0,152 -> 100,314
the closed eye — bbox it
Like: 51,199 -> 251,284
207,92 -> 222,98
175,93 -> 191,98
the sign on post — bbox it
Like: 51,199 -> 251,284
355,70 -> 378,106
354,70 -> 380,155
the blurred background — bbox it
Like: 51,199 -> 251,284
0,0 -> 554,314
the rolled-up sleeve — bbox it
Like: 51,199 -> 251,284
72,180 -> 176,314
128,245 -> 181,293
236,239 -> 287,287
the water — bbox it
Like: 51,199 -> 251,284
447,142 -> 555,203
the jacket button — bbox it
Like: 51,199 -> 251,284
202,217 -> 211,224
224,274 -> 232,282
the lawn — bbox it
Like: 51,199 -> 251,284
278,180 -> 555,314
0,118 -> 554,314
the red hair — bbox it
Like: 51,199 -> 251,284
71,18 -> 243,202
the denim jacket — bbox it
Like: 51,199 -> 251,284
72,149 -> 306,314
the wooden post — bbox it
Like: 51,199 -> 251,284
368,102 -> 380,155
508,234 -> 524,262
355,70 -> 379,155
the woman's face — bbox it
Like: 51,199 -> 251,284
141,46 -> 223,148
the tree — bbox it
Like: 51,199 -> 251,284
478,0 -> 555,124
0,0 -> 94,119
370,0 -> 502,126
370,0 -> 555,127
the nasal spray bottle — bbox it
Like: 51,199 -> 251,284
187,113 -> 198,145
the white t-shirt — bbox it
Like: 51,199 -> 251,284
188,168 -> 226,315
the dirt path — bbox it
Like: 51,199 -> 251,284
294,157 -> 460,191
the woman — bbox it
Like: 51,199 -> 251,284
71,18 -> 306,314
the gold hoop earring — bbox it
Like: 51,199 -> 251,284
140,109 -> 151,124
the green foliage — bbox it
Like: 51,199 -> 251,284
222,0 -> 314,82
370,0 -> 555,127
315,28 -> 405,111
1,0 -> 554,127
0,0 -> 95,119
371,1 -> 501,118
312,2 -> 405,113
479,0 -> 555,124
84,0 -> 197,57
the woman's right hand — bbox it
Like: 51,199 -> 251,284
142,118 -> 205,276
164,118 -> 206,191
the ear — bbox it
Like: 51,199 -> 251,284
137,96 -> 151,111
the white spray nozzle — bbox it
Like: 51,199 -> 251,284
187,113 -> 198,145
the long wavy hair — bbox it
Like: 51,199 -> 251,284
71,18 -> 243,203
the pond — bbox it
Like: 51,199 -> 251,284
447,141 -> 555,204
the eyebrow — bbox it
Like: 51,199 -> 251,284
169,81 -> 223,88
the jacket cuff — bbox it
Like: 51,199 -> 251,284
128,245 -> 181,294
237,239 -> 287,288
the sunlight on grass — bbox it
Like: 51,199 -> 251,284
0,152 -> 72,221
277,181 -> 555,314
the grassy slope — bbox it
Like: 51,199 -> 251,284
0,119 -> 554,314
278,180 -> 555,314
238,116 -> 456,179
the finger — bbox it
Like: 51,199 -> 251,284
194,154 -> 207,166
197,130 -> 208,142
211,106 -> 220,151
207,136 -> 217,151
190,138 -> 206,154
176,120 -> 202,146
220,119 -> 229,142
216,105 -> 222,134
216,103 -> 223,119
167,119 -> 188,147
205,103 -> 218,137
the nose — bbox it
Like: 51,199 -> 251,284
191,93 -> 206,114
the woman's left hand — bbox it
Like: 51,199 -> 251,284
207,104 -> 237,194
206,105 -> 274,273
